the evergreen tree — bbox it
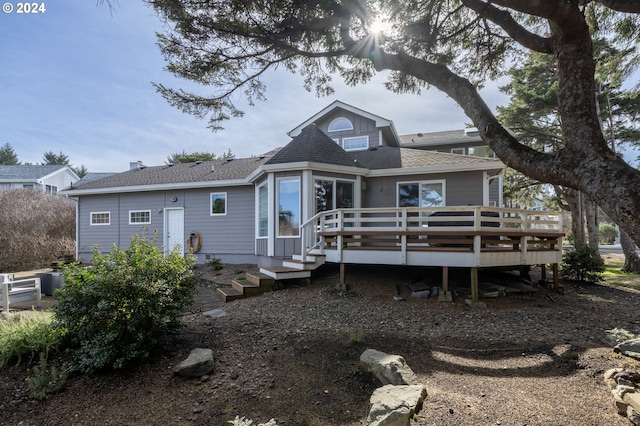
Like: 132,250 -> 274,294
0,143 -> 20,165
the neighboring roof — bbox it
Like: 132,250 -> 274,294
74,172 -> 116,186
399,128 -> 482,147
61,155 -> 275,195
266,124 -> 359,168
287,100 -> 402,146
0,164 -> 71,181
349,145 -> 503,171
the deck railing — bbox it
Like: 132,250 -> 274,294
299,206 -> 564,266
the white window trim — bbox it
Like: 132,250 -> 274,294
342,135 -> 369,151
328,117 -> 354,132
129,210 -> 151,225
451,147 -> 465,155
396,180 -> 447,207
276,177 -> 301,238
210,192 -> 228,216
90,211 -> 111,226
256,183 -> 268,239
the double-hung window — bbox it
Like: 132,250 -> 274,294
129,210 -> 151,225
90,211 -> 110,225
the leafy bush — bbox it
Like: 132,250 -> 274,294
606,328 -> 635,345
53,234 -> 197,373
0,189 -> 75,272
207,257 -> 223,270
0,313 -> 65,368
599,223 -> 619,245
229,416 -> 278,426
560,244 -> 605,283
26,353 -> 68,400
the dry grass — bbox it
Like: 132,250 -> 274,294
0,189 -> 75,272
601,252 -> 640,291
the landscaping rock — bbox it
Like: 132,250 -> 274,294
360,349 -> 418,385
173,348 -> 214,377
604,368 -> 640,423
367,384 -> 427,426
614,338 -> 640,360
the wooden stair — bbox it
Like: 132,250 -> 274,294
259,254 -> 326,280
216,272 -> 275,303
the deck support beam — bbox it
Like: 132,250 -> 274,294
552,263 -> 559,291
465,267 -> 485,308
470,267 -> 478,302
439,266 -> 452,302
338,263 -> 346,292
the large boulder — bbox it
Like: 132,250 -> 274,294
172,348 -> 214,377
360,349 -> 418,385
367,384 -> 427,426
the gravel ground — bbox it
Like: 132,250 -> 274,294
2,261 -> 639,425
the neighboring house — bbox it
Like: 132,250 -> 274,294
61,100 -> 564,302
0,165 -> 80,195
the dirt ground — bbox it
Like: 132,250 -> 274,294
1,260 -> 640,426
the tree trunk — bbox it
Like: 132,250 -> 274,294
584,197 -> 600,255
621,230 -> 640,273
556,187 -> 585,246
381,4 -> 640,248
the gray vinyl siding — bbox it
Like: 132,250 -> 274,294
362,171 -> 485,208
77,194 -> 122,260
255,238 -> 268,256
76,185 -> 256,264
316,110 -> 380,149
184,186 -> 255,258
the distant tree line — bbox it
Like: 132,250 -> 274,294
0,143 -> 88,178
1,142 -> 236,178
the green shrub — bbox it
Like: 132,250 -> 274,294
207,258 -> 223,270
0,313 -> 65,369
560,244 -> 605,283
26,353 -> 68,400
599,223 -> 619,245
53,234 -> 197,373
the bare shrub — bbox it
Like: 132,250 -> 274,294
0,189 -> 75,272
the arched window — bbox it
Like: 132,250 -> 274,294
328,117 -> 353,132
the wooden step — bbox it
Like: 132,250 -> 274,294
216,287 -> 243,302
246,272 -> 275,287
259,265 -> 311,280
232,279 -> 265,297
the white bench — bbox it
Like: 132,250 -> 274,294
0,273 -> 42,313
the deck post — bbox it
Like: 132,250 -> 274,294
338,263 -> 346,292
541,264 -> 547,281
470,267 -> 478,302
439,266 -> 452,302
465,267 -> 485,307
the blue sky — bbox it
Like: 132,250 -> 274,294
1,2 -> 636,173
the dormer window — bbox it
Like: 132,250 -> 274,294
328,117 -> 353,132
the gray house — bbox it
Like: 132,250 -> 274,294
61,101 -> 565,302
0,165 -> 80,195
62,101 -> 506,264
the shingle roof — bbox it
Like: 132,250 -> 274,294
266,124 -> 359,168
348,146 -> 502,170
399,129 -> 482,145
68,155 -> 274,191
0,165 -> 68,180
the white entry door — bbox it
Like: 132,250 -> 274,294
165,208 -> 185,255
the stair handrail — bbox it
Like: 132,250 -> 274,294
300,209 -> 339,262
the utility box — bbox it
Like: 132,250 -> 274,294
39,272 -> 64,296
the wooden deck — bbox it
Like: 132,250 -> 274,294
296,206 -> 564,302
